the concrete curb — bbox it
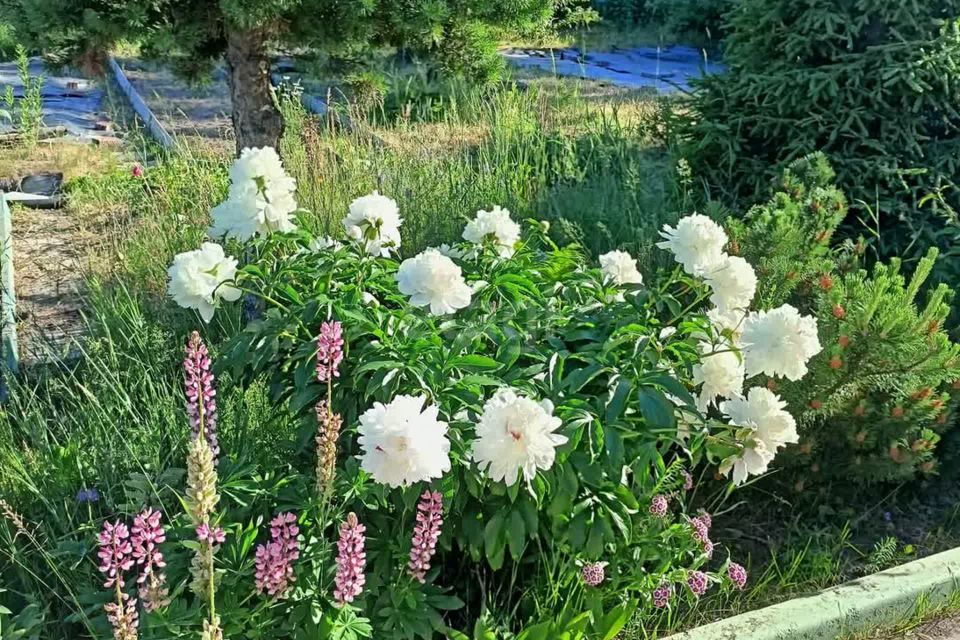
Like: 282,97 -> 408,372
0,192 -> 18,402
673,547 -> 960,640
106,57 -> 174,149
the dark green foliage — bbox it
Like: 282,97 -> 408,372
3,0 -> 551,82
686,0 -> 960,286
644,0 -> 732,39
591,0 -> 732,40
732,154 -> 960,486
0,21 -> 18,61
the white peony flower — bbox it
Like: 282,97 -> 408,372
707,307 -> 747,344
343,192 -> 403,256
599,250 -> 644,286
167,242 -> 242,322
721,387 -> 799,451
720,439 -> 775,485
719,387 -> 799,485
209,147 -> 298,241
692,342 -> 745,411
656,214 -> 728,275
435,243 -> 466,260
462,206 -> 521,258
309,235 -> 341,252
703,255 -> 756,312
741,304 -> 822,381
357,394 -> 451,488
472,388 -> 567,486
396,249 -> 473,315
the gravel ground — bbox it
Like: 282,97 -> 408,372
906,615 -> 960,639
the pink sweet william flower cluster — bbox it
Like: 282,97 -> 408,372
649,494 -> 669,518
407,491 -> 443,583
131,508 -> 170,612
184,331 -> 220,464
687,570 -> 709,597
316,321 -> 344,383
580,561 -> 608,587
682,469 -> 694,491
333,512 -> 367,605
255,512 -> 301,598
696,509 -> 712,529
652,583 -> 673,608
728,562 -> 748,590
690,511 -> 713,557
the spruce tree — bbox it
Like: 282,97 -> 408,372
3,0 -> 553,152
686,0 -> 960,285
730,154 -> 960,486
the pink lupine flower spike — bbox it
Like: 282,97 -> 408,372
333,512 -> 366,605
254,512 -> 300,598
316,320 -> 344,383
408,491 -> 443,583
184,331 -> 220,463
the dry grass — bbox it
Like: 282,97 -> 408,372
0,142 -> 119,183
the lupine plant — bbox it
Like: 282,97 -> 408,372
89,146 -> 824,639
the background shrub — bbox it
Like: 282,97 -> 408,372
730,154 -> 960,486
591,0 -> 732,41
0,22 -> 17,60
685,0 -> 960,288
643,0 -> 732,40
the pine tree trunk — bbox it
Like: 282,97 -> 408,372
225,25 -> 283,155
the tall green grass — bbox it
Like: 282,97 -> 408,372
280,81 -> 684,261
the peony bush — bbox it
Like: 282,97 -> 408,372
108,147 -> 824,639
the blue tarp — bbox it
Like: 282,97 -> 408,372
0,58 -> 107,136
502,46 -> 723,92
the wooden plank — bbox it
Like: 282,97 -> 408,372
106,56 -> 175,148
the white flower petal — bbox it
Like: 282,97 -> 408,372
472,388 -> 567,486
692,341 -> 744,411
357,394 -> 451,488
343,192 -> 403,257
741,305 -> 822,381
167,242 -> 240,322
209,147 -> 298,240
396,249 -> 473,316
703,255 -> 756,313
599,250 -> 644,286
656,214 -> 727,275
462,206 -> 520,258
